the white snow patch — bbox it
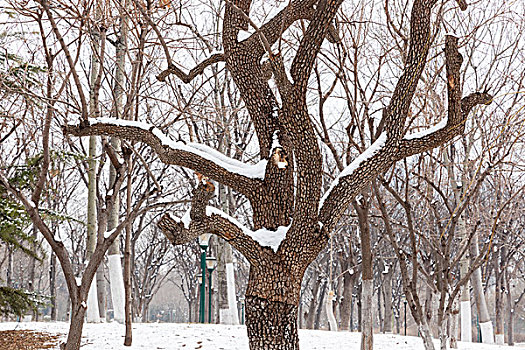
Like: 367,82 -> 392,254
206,206 -> 290,252
104,228 -> 116,239
0,322 -> 516,350
54,234 -> 61,242
238,30 -> 255,41
75,277 -> 82,287
404,117 -> 448,140
174,209 -> 191,229
320,132 -> 387,208
248,225 -> 290,253
90,118 -> 267,180
81,301 -> 87,308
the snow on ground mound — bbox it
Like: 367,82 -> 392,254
0,322 -> 519,349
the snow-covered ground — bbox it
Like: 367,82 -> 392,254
0,322 -> 522,349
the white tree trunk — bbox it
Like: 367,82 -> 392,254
419,320 -> 436,350
360,279 -> 373,350
326,290 -> 338,331
470,234 -> 494,344
226,262 -> 239,325
479,321 -> 494,344
86,277 -> 101,323
108,254 -> 125,323
495,333 -> 504,344
460,301 -> 471,342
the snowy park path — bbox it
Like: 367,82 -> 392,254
0,322 -> 521,350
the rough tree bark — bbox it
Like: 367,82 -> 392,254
65,0 -> 492,348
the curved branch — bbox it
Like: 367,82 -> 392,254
63,118 -> 264,197
381,0 -> 438,139
158,184 -> 273,263
290,0 -> 344,92
156,53 -> 225,82
319,31 -> 493,234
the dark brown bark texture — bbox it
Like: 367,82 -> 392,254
64,0 -> 493,348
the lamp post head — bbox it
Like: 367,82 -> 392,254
198,233 -> 211,250
206,256 -> 217,272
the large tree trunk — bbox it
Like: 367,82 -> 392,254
62,305 -> 87,350
246,295 -> 298,350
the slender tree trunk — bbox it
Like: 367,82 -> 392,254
50,252 -> 57,321
96,266 -> 106,321
216,185 -> 239,325
124,157 -> 133,345
356,196 -> 373,350
458,219 -> 472,342
305,271 -> 320,329
383,267 -> 393,333
340,269 -> 356,330
361,279 -> 373,350
450,300 -> 459,349
314,280 -> 327,330
470,234 -> 493,343
506,275 -> 514,346
85,0 -> 102,321
6,247 -> 12,287
377,282 -> 383,333
494,277 -> 504,344
357,283 -> 362,332
107,139 -> 125,324
419,319 -> 436,350
29,226 -> 37,320
326,290 -> 338,331
108,0 -> 129,324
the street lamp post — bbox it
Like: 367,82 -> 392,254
239,296 -> 245,325
206,256 -> 217,323
198,234 -> 211,323
197,273 -> 203,322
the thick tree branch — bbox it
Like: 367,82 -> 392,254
63,118 -> 263,198
318,24 -> 492,235
381,0 -> 438,139
290,0 -> 344,92
157,183 -> 269,262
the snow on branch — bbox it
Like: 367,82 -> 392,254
64,117 -> 266,196
320,133 -> 387,209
